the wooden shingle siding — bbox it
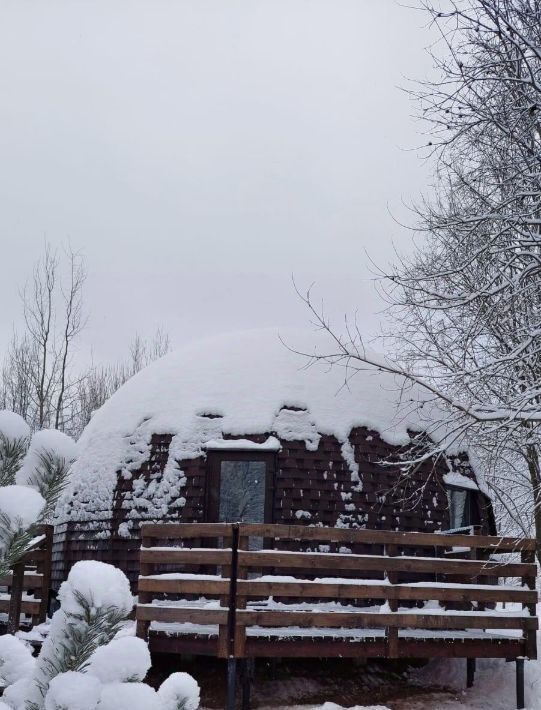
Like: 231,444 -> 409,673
52,427 -> 490,590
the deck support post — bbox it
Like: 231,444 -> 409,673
466,658 -> 476,688
241,658 -> 255,710
516,659 -> 525,709
226,658 -> 237,710
7,561 -> 25,635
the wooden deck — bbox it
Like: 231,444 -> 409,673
135,522 -> 538,709
0,525 -> 53,634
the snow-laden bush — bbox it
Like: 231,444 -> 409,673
58,559 -> 133,618
1,560 -> 201,710
86,636 -> 151,683
0,411 -> 30,487
25,561 -> 133,709
44,672 -> 101,710
158,672 -> 201,710
3,678 -> 31,710
0,635 -> 35,686
0,412 -> 76,575
16,429 -> 76,522
97,682 -> 162,710
17,430 -> 76,487
0,486 -> 45,543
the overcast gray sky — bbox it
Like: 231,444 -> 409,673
0,0 -> 435,365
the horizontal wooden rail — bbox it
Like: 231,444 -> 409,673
139,547 -> 535,578
140,523 -> 234,539
0,598 -> 41,615
237,523 -> 537,552
235,609 -> 537,631
237,549 -> 536,579
136,605 -> 228,625
139,577 -> 230,595
140,548 -> 232,565
235,580 -> 537,605
138,575 -> 537,606
0,573 -> 43,589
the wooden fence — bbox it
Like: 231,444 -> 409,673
136,522 -> 538,709
0,525 -> 53,634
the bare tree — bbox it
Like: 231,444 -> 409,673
298,1 -> 541,558
54,250 -> 86,430
75,328 -> 171,434
0,243 -> 87,435
0,331 -> 36,420
0,244 -> 171,439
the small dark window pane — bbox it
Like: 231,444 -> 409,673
219,461 -> 266,524
447,489 -> 470,529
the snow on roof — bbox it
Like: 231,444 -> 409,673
58,328 -> 444,523
443,472 -> 479,491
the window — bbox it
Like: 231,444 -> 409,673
447,488 -> 469,529
446,487 -> 479,531
218,460 -> 266,524
206,451 -> 274,526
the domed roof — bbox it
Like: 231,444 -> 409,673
59,328 -> 436,522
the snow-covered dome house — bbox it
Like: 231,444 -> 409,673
53,329 -> 495,588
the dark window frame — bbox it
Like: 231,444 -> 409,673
445,484 -> 481,531
205,450 -> 275,525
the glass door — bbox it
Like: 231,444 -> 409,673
206,451 -> 274,548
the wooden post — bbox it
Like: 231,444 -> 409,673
466,658 -> 474,688
469,530 -> 483,611
226,658 -> 237,710
234,527 -> 248,658
516,658 -> 525,709
521,550 -> 537,659
136,528 -> 153,640
385,543 -> 399,658
39,525 -> 54,623
219,530 -> 233,657
225,524 -> 240,710
7,562 -> 25,634
227,524 -> 240,656
241,658 -> 255,710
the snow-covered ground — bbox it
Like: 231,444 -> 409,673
240,605 -> 541,710
262,652 -> 541,710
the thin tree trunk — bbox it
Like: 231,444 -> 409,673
526,444 -> 541,565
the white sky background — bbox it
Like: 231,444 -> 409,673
0,0 -> 435,365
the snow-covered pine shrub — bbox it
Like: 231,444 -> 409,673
86,636 -> 151,683
25,561 -> 133,710
158,672 -> 201,710
0,635 -> 35,686
97,682 -> 162,710
16,430 -> 76,522
20,560 -> 200,710
3,678 -> 31,710
0,557 -> 200,710
0,412 -> 30,487
44,672 -> 102,710
0,412 -> 76,575
0,485 -> 46,574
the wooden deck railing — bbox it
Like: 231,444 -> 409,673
1,525 -> 53,634
135,522 -> 537,709
136,522 -> 537,660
